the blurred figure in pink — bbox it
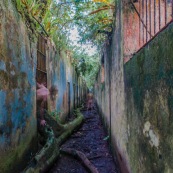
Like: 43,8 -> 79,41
37,82 -> 58,126
86,93 -> 94,113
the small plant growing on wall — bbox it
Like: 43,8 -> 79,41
14,0 -> 51,34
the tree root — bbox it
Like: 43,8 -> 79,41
56,111 -> 84,146
60,148 -> 99,173
23,109 -> 84,173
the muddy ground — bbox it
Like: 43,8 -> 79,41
49,103 -> 120,173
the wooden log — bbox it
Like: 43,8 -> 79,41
23,109 -> 84,173
23,125 -> 59,173
44,108 -> 84,137
44,113 -> 65,137
56,109 -> 84,146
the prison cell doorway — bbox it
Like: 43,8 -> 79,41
36,35 -> 47,124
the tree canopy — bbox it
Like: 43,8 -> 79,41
15,0 -> 115,88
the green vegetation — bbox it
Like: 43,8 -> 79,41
14,0 -> 115,88
73,0 -> 114,47
0,132 -> 37,173
47,110 -> 64,123
72,47 -> 100,88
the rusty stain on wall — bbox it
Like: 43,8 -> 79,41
123,0 -> 173,62
0,1 -> 37,172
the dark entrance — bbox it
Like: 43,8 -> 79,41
36,35 -> 47,85
36,35 -> 47,119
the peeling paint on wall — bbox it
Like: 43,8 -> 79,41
0,1 -> 88,173
0,1 -> 37,172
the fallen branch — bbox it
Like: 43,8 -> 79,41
23,109 -> 84,173
44,109 -> 84,137
23,125 -> 59,173
60,148 -> 99,173
44,113 -> 65,137
56,109 -> 84,146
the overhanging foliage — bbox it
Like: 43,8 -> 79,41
14,0 -> 115,88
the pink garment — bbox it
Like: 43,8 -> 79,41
36,83 -> 49,126
36,83 -> 49,101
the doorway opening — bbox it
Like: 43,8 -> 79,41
36,35 -> 47,122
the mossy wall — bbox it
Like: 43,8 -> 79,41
47,43 -> 87,121
95,1 -> 173,173
0,1 -> 87,173
95,0 -> 130,172
0,0 -> 37,172
124,23 -> 173,173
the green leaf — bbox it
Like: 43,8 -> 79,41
103,136 -> 110,141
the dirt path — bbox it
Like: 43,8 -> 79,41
49,103 -> 120,173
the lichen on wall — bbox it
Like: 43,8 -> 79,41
0,0 -> 37,172
124,23 -> 173,172
0,0 -> 87,172
95,1 -> 173,173
46,39 -> 85,122
94,0 -> 130,172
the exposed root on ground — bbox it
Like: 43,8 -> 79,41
60,148 -> 99,173
23,108 -> 84,173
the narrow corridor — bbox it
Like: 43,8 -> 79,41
49,102 -> 120,173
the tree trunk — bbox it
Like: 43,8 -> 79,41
23,109 -> 84,173
56,110 -> 84,146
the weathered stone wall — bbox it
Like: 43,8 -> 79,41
47,44 -> 86,121
95,1 -> 173,172
108,0 -> 129,172
124,23 -> 173,173
0,0 -> 38,172
0,1 -> 87,172
95,0 -> 130,172
123,0 -> 172,63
